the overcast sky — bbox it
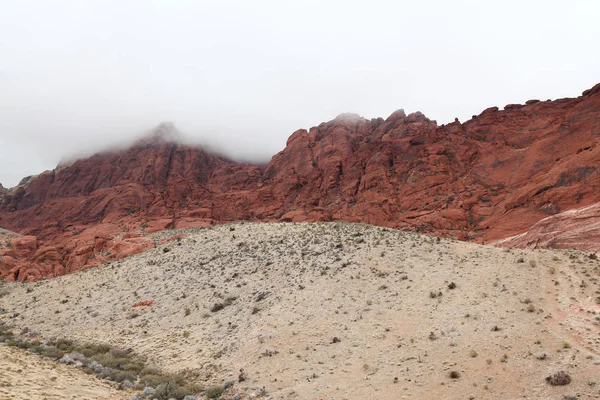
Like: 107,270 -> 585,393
1,0 -> 599,187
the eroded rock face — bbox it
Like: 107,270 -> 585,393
497,202 -> 600,251
1,83 -> 600,280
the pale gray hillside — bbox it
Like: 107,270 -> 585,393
1,222 -> 599,399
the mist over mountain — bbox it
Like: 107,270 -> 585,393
1,1 -> 599,187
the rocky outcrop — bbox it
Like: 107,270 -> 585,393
496,202 -> 600,250
1,83 -> 600,280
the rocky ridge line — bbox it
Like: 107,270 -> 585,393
1,83 -> 600,281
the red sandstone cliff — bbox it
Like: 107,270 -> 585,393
1,84 -> 600,281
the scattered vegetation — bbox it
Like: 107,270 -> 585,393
0,322 -> 203,399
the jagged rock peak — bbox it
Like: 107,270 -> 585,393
386,109 -> 407,121
137,121 -> 184,145
17,175 -> 38,188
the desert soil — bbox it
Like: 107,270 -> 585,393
0,345 -> 126,400
1,222 -> 599,399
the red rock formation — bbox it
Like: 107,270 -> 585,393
496,202 -> 600,251
1,83 -> 600,280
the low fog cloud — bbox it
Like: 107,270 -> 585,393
1,0 -> 599,187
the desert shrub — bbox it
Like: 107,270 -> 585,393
109,347 -> 133,358
77,343 -> 112,358
205,386 -> 225,399
100,369 -> 136,383
29,342 -> 44,353
15,340 -> 36,350
40,346 -> 65,359
137,373 -> 170,389
54,338 -> 75,351
91,353 -> 130,369
139,366 -> 162,376
87,360 -> 104,373
546,371 -> 571,386
122,362 -> 144,373
210,297 -> 236,312
153,379 -> 203,400
0,323 -> 15,340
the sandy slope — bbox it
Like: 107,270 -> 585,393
0,345 -> 126,400
1,222 -> 599,399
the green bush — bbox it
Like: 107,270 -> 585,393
100,369 -> 136,383
76,343 -> 111,358
40,346 -> 64,359
205,386 -> 225,399
154,379 -> 203,400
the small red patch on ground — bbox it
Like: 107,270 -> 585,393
133,300 -> 154,307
